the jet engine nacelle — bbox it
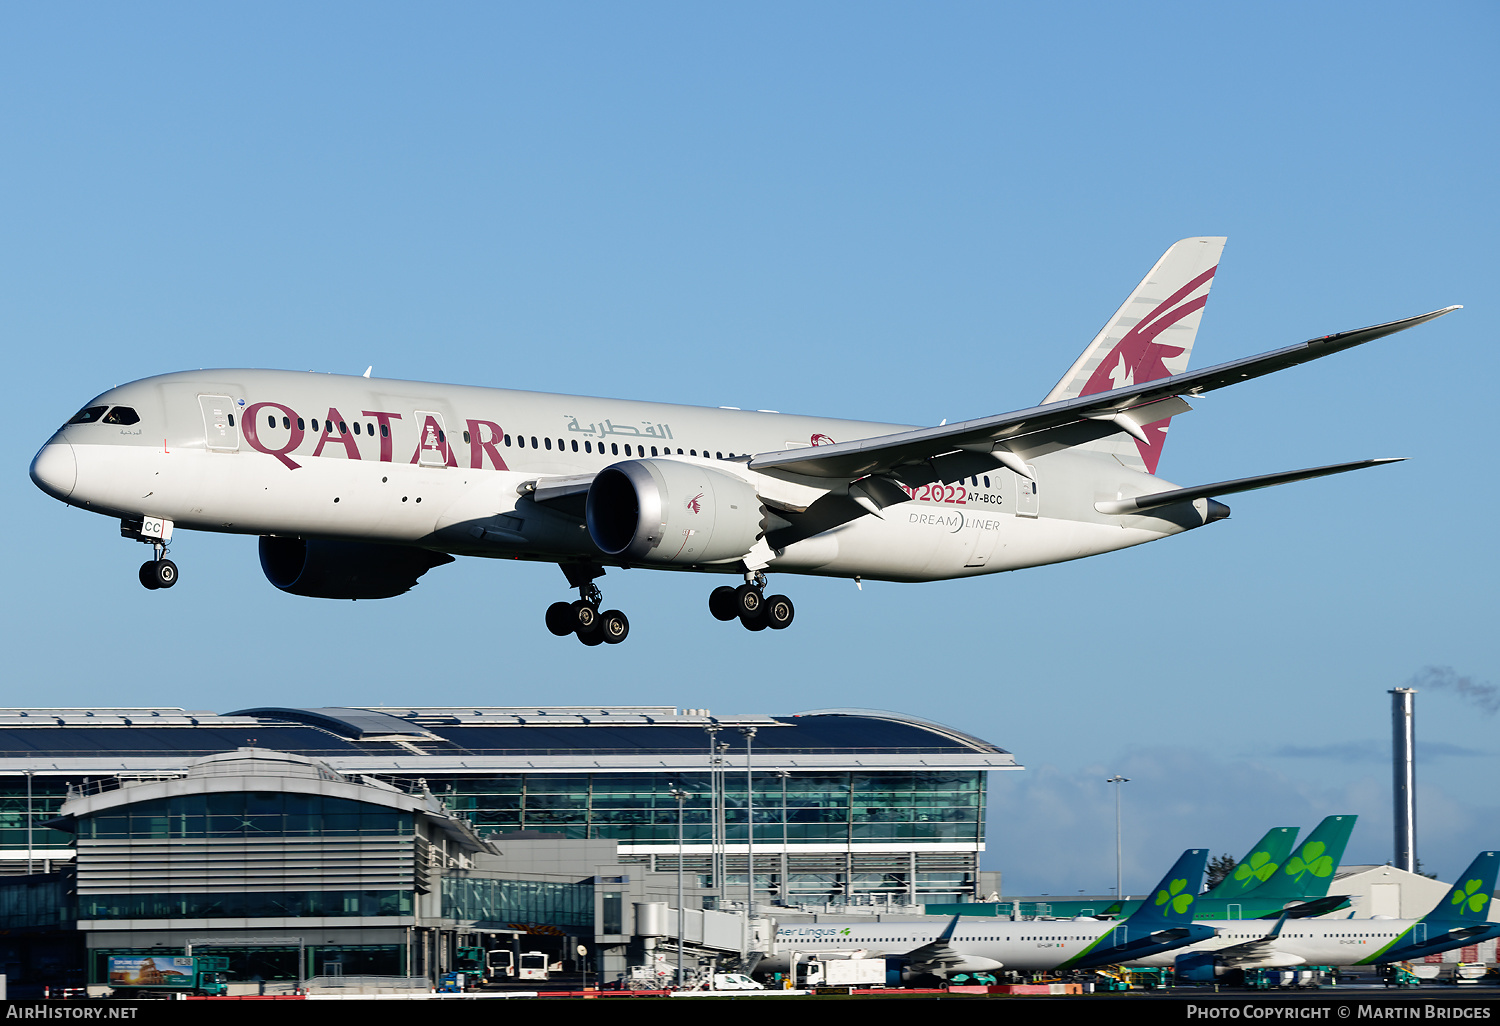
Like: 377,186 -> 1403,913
586,459 -> 764,565
258,536 -> 455,599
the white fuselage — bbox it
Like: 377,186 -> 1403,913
1129,918 -> 1483,969
769,918 -> 1140,973
32,369 -> 1210,585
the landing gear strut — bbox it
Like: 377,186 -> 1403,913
548,564 -> 629,645
124,518 -> 179,591
709,572 -> 794,632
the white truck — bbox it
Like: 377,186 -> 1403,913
794,956 -> 886,989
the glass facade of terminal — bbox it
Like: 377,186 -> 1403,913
76,794 -> 416,839
433,770 -> 985,846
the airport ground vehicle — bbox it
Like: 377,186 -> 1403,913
793,956 -> 886,989
106,955 -> 229,998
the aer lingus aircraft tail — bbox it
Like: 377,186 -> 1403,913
1358,851 -> 1500,965
1060,848 -> 1215,970
1238,814 -> 1357,914
1201,826 -> 1300,903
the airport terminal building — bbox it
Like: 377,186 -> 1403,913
0,705 -> 1018,989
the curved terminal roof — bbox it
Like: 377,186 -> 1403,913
0,706 -> 1020,775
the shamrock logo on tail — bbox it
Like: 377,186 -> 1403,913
1451,879 -> 1490,915
1154,878 -> 1194,915
1232,851 -> 1280,885
1283,841 -> 1334,881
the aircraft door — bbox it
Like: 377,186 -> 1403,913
413,410 -> 454,468
1015,467 -> 1039,517
199,395 -> 240,452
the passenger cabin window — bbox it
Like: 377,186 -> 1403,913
380,424 -> 388,437
102,407 -> 140,425
462,430 -> 471,444
311,419 -> 320,431
585,441 -> 592,453
545,437 -> 552,450
67,406 -> 109,424
353,422 -> 361,435
611,443 -> 619,455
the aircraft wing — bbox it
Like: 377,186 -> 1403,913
1213,937 -> 1307,971
902,915 -> 1004,976
747,307 -> 1458,485
1212,913 -> 1305,970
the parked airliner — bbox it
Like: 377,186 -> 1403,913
29,238 -> 1458,643
1132,851 -> 1500,975
765,849 -> 1214,978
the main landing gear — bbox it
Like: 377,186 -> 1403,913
547,564 -> 629,646
709,572 -> 794,632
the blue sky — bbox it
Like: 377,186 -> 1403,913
3,3 -> 1496,894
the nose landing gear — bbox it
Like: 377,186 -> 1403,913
138,554 -> 178,591
548,564 -> 630,645
709,573 -> 794,632
123,517 -> 179,591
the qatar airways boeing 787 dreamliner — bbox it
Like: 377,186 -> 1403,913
29,238 -> 1457,644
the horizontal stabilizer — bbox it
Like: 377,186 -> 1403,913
1254,895 -> 1351,919
1094,458 -> 1403,515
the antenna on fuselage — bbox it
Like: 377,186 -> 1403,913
363,366 -> 372,378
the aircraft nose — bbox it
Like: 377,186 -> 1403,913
30,441 -> 76,500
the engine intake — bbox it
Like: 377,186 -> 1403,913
259,537 -> 454,599
586,459 -> 763,565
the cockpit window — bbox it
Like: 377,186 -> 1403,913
67,406 -> 109,425
102,407 -> 140,425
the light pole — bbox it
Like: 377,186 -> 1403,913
704,725 -> 722,903
667,784 -> 688,988
24,770 -> 33,876
1106,775 -> 1129,897
740,727 -> 757,963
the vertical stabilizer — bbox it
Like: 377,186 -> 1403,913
1359,852 -> 1500,964
1126,848 -> 1213,929
1041,236 -> 1225,473
1062,849 -> 1213,970
1244,815 -> 1357,903
1420,852 -> 1499,927
1201,827 -> 1300,902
